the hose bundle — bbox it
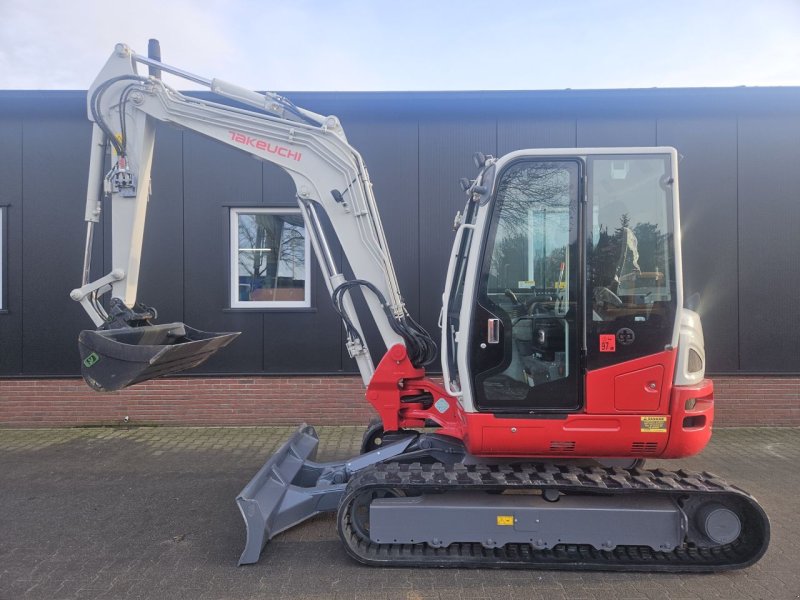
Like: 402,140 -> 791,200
332,280 -> 437,368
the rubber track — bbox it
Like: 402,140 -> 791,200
337,462 -> 770,572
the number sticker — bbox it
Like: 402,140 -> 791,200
599,334 -> 616,352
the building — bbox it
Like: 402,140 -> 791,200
0,87 -> 798,426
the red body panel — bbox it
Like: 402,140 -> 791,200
366,345 -> 714,460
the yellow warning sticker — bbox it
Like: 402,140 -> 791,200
496,515 -> 514,526
640,416 -> 667,433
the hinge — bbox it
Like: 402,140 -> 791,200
582,173 -> 588,203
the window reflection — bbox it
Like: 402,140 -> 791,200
232,210 -> 309,307
478,162 -> 578,406
587,156 -> 676,365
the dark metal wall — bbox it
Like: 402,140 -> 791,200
0,87 -> 798,377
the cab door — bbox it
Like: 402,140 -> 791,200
469,159 -> 583,413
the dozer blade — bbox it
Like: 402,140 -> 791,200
78,322 -> 239,392
236,424 -> 342,565
236,423 -> 416,566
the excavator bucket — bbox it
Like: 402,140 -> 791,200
78,323 -> 239,392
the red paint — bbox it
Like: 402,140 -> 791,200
660,378 -> 714,458
366,345 -> 713,460
365,345 -> 465,440
614,365 -> 664,412
228,130 -> 302,161
463,412 -> 670,457
586,350 -> 676,414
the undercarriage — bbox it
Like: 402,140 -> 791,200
237,424 -> 769,572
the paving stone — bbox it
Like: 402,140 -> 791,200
0,426 -> 797,599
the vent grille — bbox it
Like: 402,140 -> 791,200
631,441 -> 658,454
549,441 -> 576,453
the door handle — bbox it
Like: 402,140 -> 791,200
487,318 -> 500,344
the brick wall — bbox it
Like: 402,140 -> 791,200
711,377 -> 800,426
0,375 -> 798,427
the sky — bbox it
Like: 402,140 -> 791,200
0,0 -> 798,91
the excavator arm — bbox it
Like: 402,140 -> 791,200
71,41 -> 434,390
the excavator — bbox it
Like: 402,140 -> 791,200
70,41 -> 769,571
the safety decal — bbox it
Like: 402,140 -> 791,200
83,352 -> 100,368
640,416 -> 667,433
496,515 -> 514,526
434,398 -> 450,414
599,334 -> 616,352
617,327 -> 636,346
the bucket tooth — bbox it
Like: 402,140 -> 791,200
78,322 -> 239,392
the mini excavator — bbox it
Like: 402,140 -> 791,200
71,41 -> 769,571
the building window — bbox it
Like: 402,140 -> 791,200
230,208 -> 310,308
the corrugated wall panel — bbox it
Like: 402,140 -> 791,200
21,118 -> 93,374
657,117 -> 739,372
576,118 -> 657,147
418,118 -> 497,362
497,118 -> 577,154
1,90 -> 799,377
737,115 -> 800,372
0,119 -> 23,374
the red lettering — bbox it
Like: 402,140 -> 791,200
227,130 -> 302,162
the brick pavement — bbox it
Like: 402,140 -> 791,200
0,426 -> 798,600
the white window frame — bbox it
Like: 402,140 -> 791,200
230,207 -> 311,309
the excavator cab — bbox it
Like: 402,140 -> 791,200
444,151 -> 680,417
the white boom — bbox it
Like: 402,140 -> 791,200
70,42 -> 436,384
